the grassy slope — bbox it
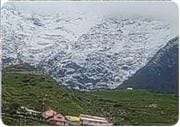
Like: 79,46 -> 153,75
2,65 -> 179,125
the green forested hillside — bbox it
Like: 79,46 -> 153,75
2,64 -> 178,125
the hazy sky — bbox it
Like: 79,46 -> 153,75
3,1 -> 179,34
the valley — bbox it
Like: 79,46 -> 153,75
2,64 -> 178,125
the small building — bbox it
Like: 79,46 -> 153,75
42,109 -> 67,126
65,115 -> 81,125
80,114 -> 113,126
127,87 -> 133,90
18,106 -> 41,116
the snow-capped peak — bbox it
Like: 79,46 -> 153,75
1,6 -> 177,90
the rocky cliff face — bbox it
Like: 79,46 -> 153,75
1,5 -> 177,90
118,37 -> 178,93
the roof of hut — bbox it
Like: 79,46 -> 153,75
65,115 -> 80,122
42,109 -> 66,124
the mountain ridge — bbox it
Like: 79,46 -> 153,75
1,6 -> 177,90
118,37 -> 179,93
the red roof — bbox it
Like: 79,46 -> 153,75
48,113 -> 66,122
42,109 -> 66,123
42,109 -> 57,119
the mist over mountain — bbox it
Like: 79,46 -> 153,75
1,5 -> 177,90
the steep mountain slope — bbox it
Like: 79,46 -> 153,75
1,5 -> 100,65
118,37 -> 179,93
37,18 -> 176,90
2,65 -> 178,125
1,5 -> 177,90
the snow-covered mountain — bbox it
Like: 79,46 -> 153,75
1,6 -> 177,90
118,37 -> 178,93
1,5 -> 102,65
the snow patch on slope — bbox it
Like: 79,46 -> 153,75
1,6 -> 177,90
